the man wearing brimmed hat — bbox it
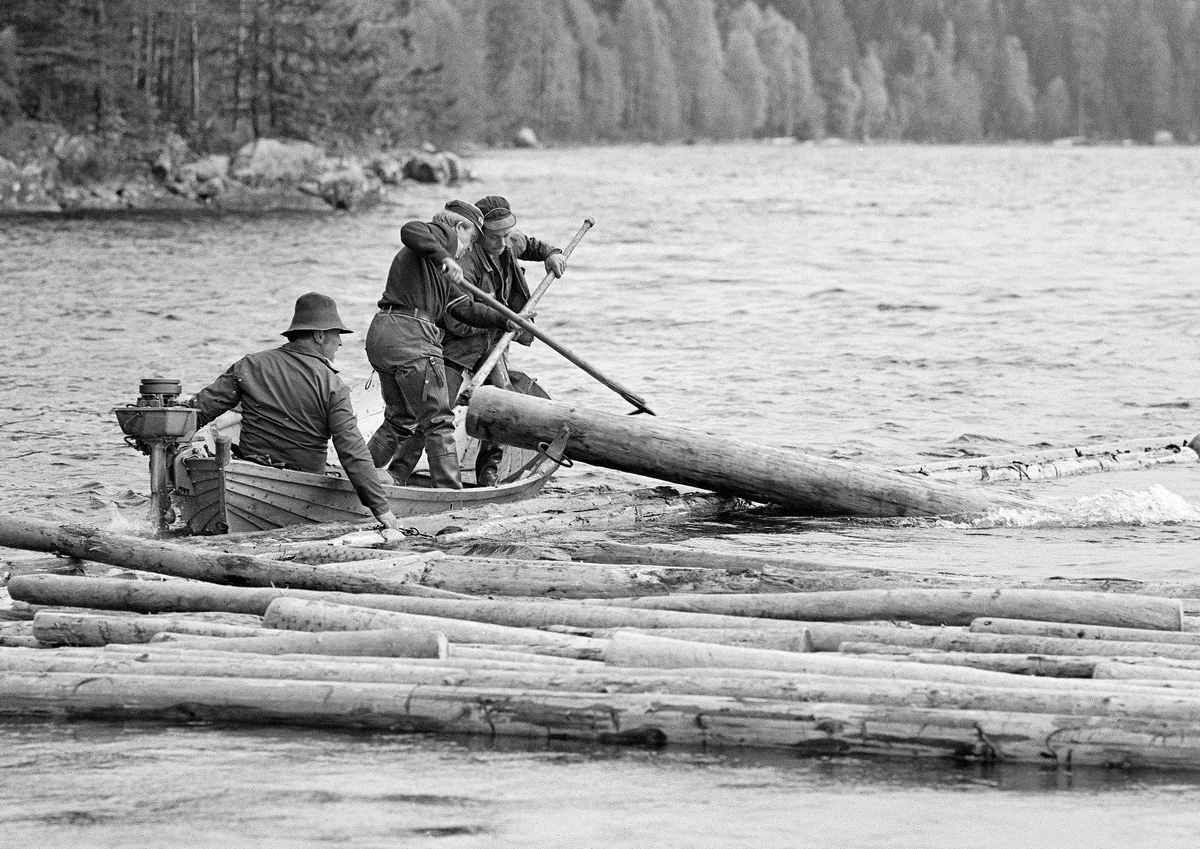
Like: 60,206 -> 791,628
440,195 -> 565,486
366,201 -> 515,489
186,292 -> 400,529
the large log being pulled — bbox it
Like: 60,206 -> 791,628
465,388 -> 1025,518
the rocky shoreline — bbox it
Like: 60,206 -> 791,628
0,121 -> 474,215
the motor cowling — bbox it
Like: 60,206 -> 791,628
114,378 -> 198,445
114,378 -> 199,533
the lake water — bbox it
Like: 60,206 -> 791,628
3,142 -> 1200,846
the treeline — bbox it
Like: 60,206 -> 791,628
1,0 -> 1198,149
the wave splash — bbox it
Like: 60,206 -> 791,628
960,485 -> 1200,528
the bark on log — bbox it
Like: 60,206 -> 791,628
0,635 -> 41,647
970,617 -> 1200,644
262,598 -> 608,659
1094,659 -> 1200,681
418,556 -> 776,598
562,625 -> 917,653
5,650 -> 1200,721
449,646 -> 609,666
812,646 -> 1104,678
465,387 -> 1020,518
849,632 -> 1200,660
148,628 -> 447,658
32,612 -> 263,647
594,588 -> 1183,630
0,514 -> 446,596
602,632 -> 1104,689
9,672 -> 1200,768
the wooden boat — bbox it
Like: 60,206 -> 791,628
164,372 -> 566,535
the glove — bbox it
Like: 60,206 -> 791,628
544,252 -> 566,278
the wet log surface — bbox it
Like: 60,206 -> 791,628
5,670 -> 1200,767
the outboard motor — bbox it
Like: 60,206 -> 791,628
114,379 -> 198,532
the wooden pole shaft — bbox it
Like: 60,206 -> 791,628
454,279 -> 654,415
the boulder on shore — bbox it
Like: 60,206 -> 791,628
230,138 -> 325,187
513,127 -> 540,148
0,157 -> 60,212
317,161 -> 384,211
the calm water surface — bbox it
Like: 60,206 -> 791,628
3,143 -> 1200,846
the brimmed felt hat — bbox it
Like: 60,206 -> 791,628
282,292 -> 353,336
476,195 -> 516,231
444,199 -> 484,232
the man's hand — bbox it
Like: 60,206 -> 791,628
441,257 -> 465,285
375,510 -> 401,531
545,253 -> 566,278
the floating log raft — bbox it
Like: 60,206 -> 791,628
6,648 -> 1200,721
465,387 -> 1024,518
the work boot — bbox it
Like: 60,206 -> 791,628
426,450 -> 463,490
475,441 -> 503,488
385,438 -> 424,487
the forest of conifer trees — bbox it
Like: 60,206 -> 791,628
1,0 -> 1198,150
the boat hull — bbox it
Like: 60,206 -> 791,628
170,372 -> 559,535
173,454 -> 556,534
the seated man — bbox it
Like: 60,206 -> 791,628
440,195 -> 565,486
186,292 -> 400,529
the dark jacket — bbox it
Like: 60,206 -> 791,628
187,342 -> 390,517
378,220 -> 510,331
441,232 -> 561,370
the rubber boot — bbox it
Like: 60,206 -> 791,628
475,442 -> 504,487
385,438 -> 425,486
426,450 -> 463,490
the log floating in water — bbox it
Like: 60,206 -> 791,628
3,574 -> 862,631
0,514 -> 446,596
601,632 -> 1099,688
262,598 -> 608,659
31,611 -> 263,647
592,588 -> 1184,631
465,387 -> 1021,518
848,631 -> 1200,660
970,617 -> 1200,644
6,671 -> 1200,768
5,649 -> 1200,721
415,556 -> 778,598
147,628 -> 448,658
835,646 -> 1102,678
895,434 -> 1198,483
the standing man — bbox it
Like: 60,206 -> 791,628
366,200 -> 513,489
440,195 -> 566,486
186,292 -> 401,529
